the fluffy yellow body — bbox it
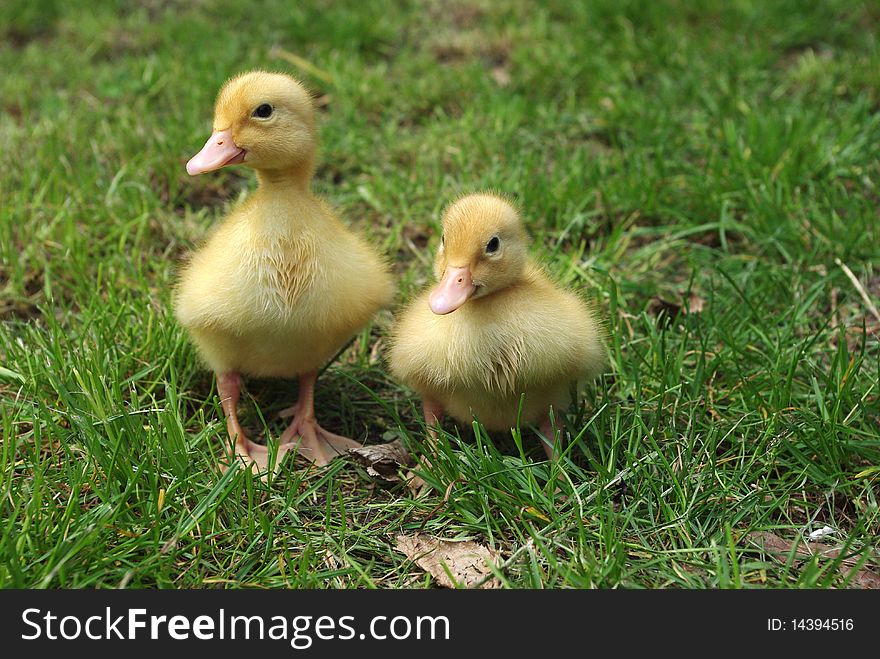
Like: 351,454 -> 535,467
175,189 -> 393,378
390,263 -> 605,430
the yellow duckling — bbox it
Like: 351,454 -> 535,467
175,71 -> 394,470
389,193 -> 606,463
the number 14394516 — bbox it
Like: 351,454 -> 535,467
768,619 -> 854,631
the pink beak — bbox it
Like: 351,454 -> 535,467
429,266 -> 476,315
186,129 -> 245,176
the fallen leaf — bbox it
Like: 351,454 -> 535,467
349,440 -> 414,482
395,534 -> 502,589
647,293 -> 704,327
747,531 -> 880,589
686,293 -> 705,314
647,297 -> 682,327
405,470 -> 430,496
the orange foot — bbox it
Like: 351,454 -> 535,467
275,370 -> 362,466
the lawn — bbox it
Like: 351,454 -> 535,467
1,0 -> 878,588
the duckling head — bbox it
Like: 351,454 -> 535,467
186,71 -> 317,177
429,193 -> 529,315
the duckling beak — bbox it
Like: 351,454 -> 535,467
186,129 -> 246,175
429,266 -> 476,315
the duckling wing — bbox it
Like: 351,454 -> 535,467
507,284 -> 606,388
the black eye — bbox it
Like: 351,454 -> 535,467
486,236 -> 500,253
440,235 -> 445,246
252,103 -> 273,118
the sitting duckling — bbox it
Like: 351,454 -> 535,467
389,193 -> 605,468
175,71 -> 394,471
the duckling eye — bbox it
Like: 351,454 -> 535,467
486,236 -> 500,254
252,103 -> 273,119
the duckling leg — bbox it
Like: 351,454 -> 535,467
277,370 -> 362,466
540,412 -> 570,498
406,398 -> 445,495
423,398 -> 444,443
217,372 -> 291,473
539,412 -> 560,462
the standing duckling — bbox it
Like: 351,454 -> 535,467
389,193 -> 605,465
175,71 -> 394,471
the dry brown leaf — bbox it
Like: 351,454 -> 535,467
849,568 -> 880,589
747,531 -> 880,589
348,440 -> 414,482
647,293 -> 705,327
405,470 -> 430,496
395,534 -> 502,589
646,297 -> 682,327
687,293 -> 705,313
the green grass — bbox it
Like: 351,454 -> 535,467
1,0 -> 879,588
